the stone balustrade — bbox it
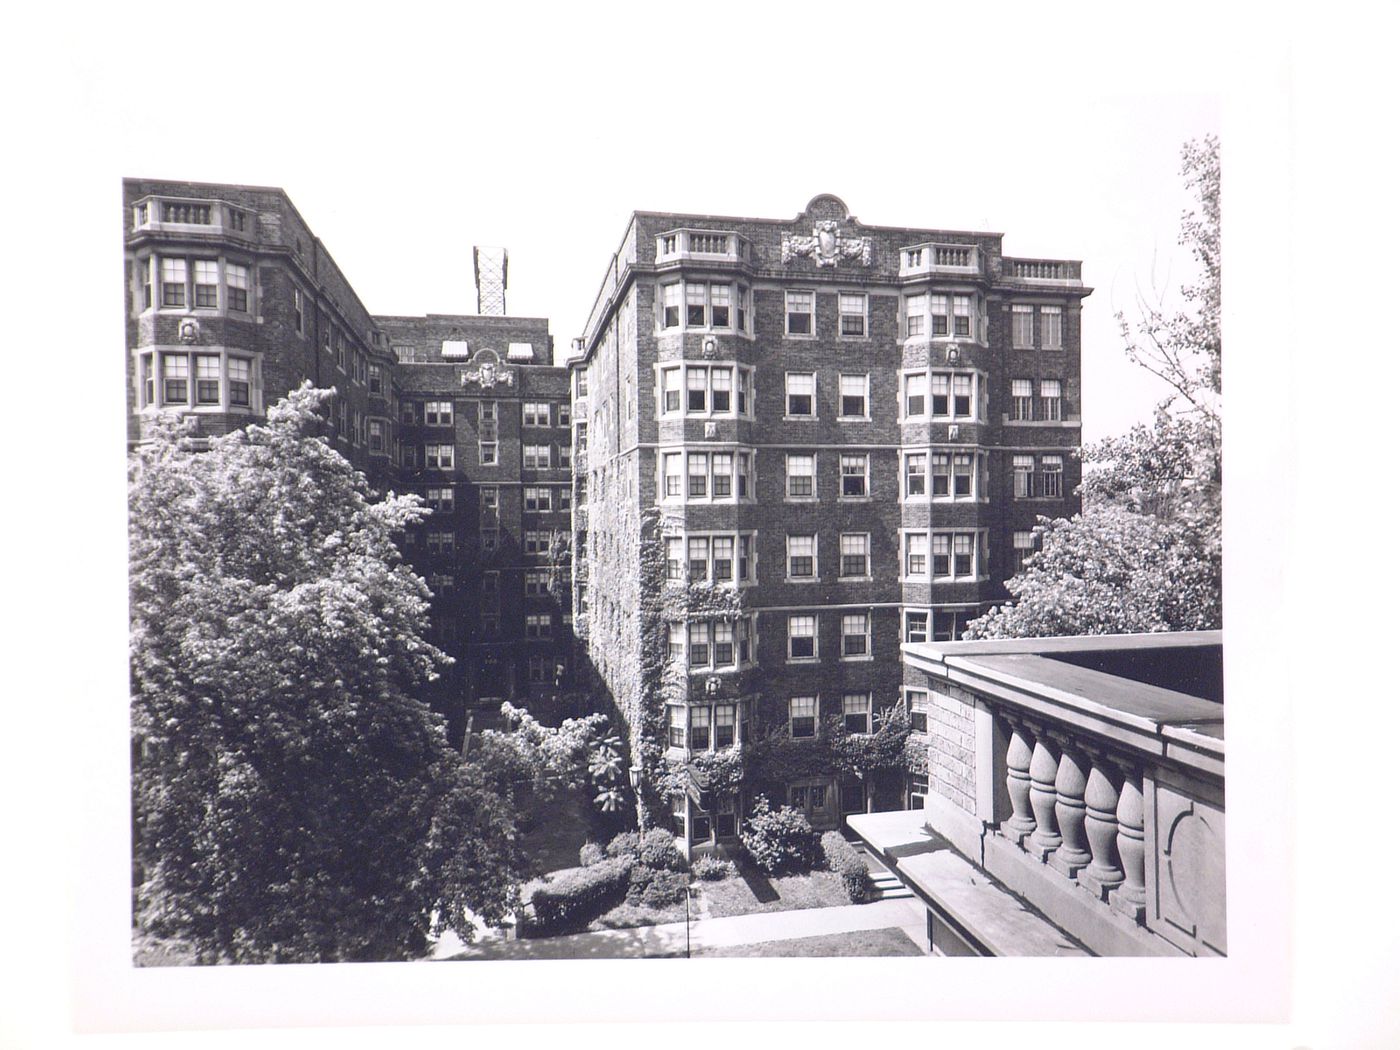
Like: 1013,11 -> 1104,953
1006,257 -> 1082,283
900,242 -> 982,277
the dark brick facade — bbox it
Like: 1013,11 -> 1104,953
571,194 -> 1090,842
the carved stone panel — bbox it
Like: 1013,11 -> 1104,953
1148,781 -> 1227,956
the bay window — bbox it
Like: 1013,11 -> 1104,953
193,260 -> 219,307
660,364 -> 752,417
662,449 -> 754,503
904,369 -> 984,422
902,530 -> 986,581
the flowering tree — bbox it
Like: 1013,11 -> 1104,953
967,136 -> 1221,640
129,385 -> 520,962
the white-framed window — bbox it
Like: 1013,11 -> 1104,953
428,572 -> 454,593
1013,530 -> 1037,572
193,260 -> 219,307
904,609 -> 929,644
905,532 -> 927,576
225,263 -> 249,312
668,704 -> 686,747
786,372 -> 815,417
1041,306 -> 1063,349
839,533 -> 869,578
932,608 -> 976,642
787,614 -> 817,661
194,355 -> 220,404
523,402 -> 551,426
425,486 -> 454,512
524,530 -> 552,555
952,453 -> 974,497
1013,454 -> 1035,498
524,487 -> 553,512
228,357 -> 252,407
558,403 -> 571,427
689,701 -> 711,744
368,364 -> 382,394
479,527 -> 499,552
839,292 -> 867,337
524,444 -> 551,469
905,689 -> 929,734
711,535 -> 735,581
1040,380 -> 1063,421
663,453 -> 682,498
842,693 -> 872,733
558,444 -> 572,469
662,449 -> 753,503
526,614 -> 552,638
525,570 -> 549,595
293,287 -> 305,335
1012,379 -> 1034,420
688,452 -> 708,498
840,453 -> 869,499
904,452 -> 927,497
424,401 -> 453,426
904,372 -> 928,417
785,290 -> 815,335
1011,304 -> 1034,349
673,616 -> 756,672
787,534 -> 816,580
427,530 -> 456,555
904,292 -> 926,338
425,443 -> 454,470
160,258 -> 188,307
905,369 -> 982,421
558,487 -> 572,513
688,536 -> 711,582
789,696 -> 818,739
839,373 -> 868,419
1042,455 -> 1064,498
841,615 -> 870,660
904,530 -> 986,581
660,364 -> 751,418
662,283 -> 682,328
785,453 -> 816,499
480,486 -> 499,515
479,442 -> 498,466
528,655 -> 548,684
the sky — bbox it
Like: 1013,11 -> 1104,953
69,6 -> 1217,445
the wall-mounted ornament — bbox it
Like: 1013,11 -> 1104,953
459,359 -> 516,389
948,425 -> 960,440
177,318 -> 202,345
781,219 -> 872,268
945,345 -> 960,363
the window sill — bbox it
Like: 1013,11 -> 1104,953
781,415 -> 818,423
837,416 -> 872,423
840,655 -> 874,664
787,657 -> 820,665
783,496 -> 819,504
838,495 -> 871,503
784,577 -> 820,585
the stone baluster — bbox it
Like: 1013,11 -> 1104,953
1048,744 -> 1092,878
1027,733 -> 1062,858
1001,723 -> 1037,846
1108,771 -> 1147,922
1079,759 -> 1125,900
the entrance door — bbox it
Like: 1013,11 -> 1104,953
789,780 -> 837,830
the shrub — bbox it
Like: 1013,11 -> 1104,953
578,842 -> 605,868
638,828 -> 687,872
821,831 -> 870,903
528,856 -> 634,935
605,831 -> 639,859
740,795 -> 822,875
691,854 -> 735,881
639,869 -> 690,908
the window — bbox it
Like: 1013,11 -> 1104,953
290,287 -> 304,334
193,260 -> 219,307
226,263 -> 249,312
480,487 -> 499,516
688,537 -> 710,582
841,615 -> 870,659
663,365 -> 750,417
711,368 -> 731,412
790,696 -> 817,739
715,704 -> 736,748
905,610 -> 928,643
905,532 -> 927,576
711,452 -> 732,497
194,355 -> 220,404
934,609 -> 974,642
1041,379 -> 1063,421
426,530 -> 455,555
710,284 -> 731,327
426,486 -> 454,512
930,374 -> 949,416
524,530 -> 552,555
663,369 -> 681,413
424,401 -> 453,426
953,453 -> 974,497
668,706 -> 686,748
1012,379 -> 1034,420
787,534 -> 816,579
786,372 -> 815,417
712,536 -> 734,581
840,454 -> 868,498
576,372 -> 589,398
688,453 -> 708,498
1012,304 -> 1034,349
786,454 -> 815,499
687,367 -> 707,412
229,357 -> 251,407
479,442 -> 498,466
788,615 -> 817,661
524,445 -> 551,469
160,258 -> 187,307
1041,306 -> 1063,349
953,295 -> 972,337
662,283 -> 681,328
1014,455 -> 1035,498
713,621 -> 735,666
905,293 -> 926,338
524,487 -> 553,512
528,656 -> 548,684
425,444 -> 454,470
162,353 -> 189,403
676,282 -> 735,328
739,535 -> 752,583
785,290 -> 814,335
905,373 -> 927,417
558,445 -> 571,469
1042,455 -> 1064,498
428,573 -> 454,593
905,690 -> 929,734
737,369 -> 751,415
525,570 -> 548,595
839,293 -> 867,336
905,453 -> 926,497
953,533 -> 973,576
523,402 -> 551,426
401,402 -> 417,425
526,614 -> 552,638
690,704 -> 711,748
139,258 -> 153,310
840,533 -> 869,578
843,693 -> 871,733
663,453 -> 682,498
1014,530 -> 1037,572
558,403 -> 570,426
737,450 -> 751,498
839,374 -> 868,418
368,364 -> 382,394
953,374 -> 973,417
929,294 -> 948,336
737,284 -> 751,332
669,624 -> 685,663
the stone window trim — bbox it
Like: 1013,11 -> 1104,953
837,372 -> 870,420
142,252 -> 255,317
839,613 -> 872,662
784,371 -> 817,420
900,528 -> 990,583
903,289 -> 985,344
673,616 -> 756,674
785,533 -> 818,583
135,346 -> 263,415
899,368 -> 986,423
900,449 -> 988,503
658,447 -> 756,505
837,291 -> 869,339
783,452 -> 818,503
658,362 -> 755,420
838,452 -> 870,501
784,289 -> 816,338
786,613 -> 819,664
665,530 -> 758,586
838,532 -> 872,581
656,279 -> 754,336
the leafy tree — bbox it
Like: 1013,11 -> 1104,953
968,136 -> 1221,640
471,702 -> 629,815
130,385 -> 521,962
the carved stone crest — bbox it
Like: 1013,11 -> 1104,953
459,358 -> 516,389
177,318 -> 202,345
782,219 -> 872,267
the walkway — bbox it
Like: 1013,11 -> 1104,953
432,896 -> 928,961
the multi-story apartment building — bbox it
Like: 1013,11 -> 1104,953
123,178 -> 573,738
569,194 -> 1090,851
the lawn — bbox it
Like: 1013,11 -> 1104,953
694,927 -> 922,958
698,866 -> 850,918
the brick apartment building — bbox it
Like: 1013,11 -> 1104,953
569,194 -> 1090,851
123,179 -> 574,736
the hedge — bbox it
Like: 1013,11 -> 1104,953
528,856 -> 635,935
821,832 -> 870,903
